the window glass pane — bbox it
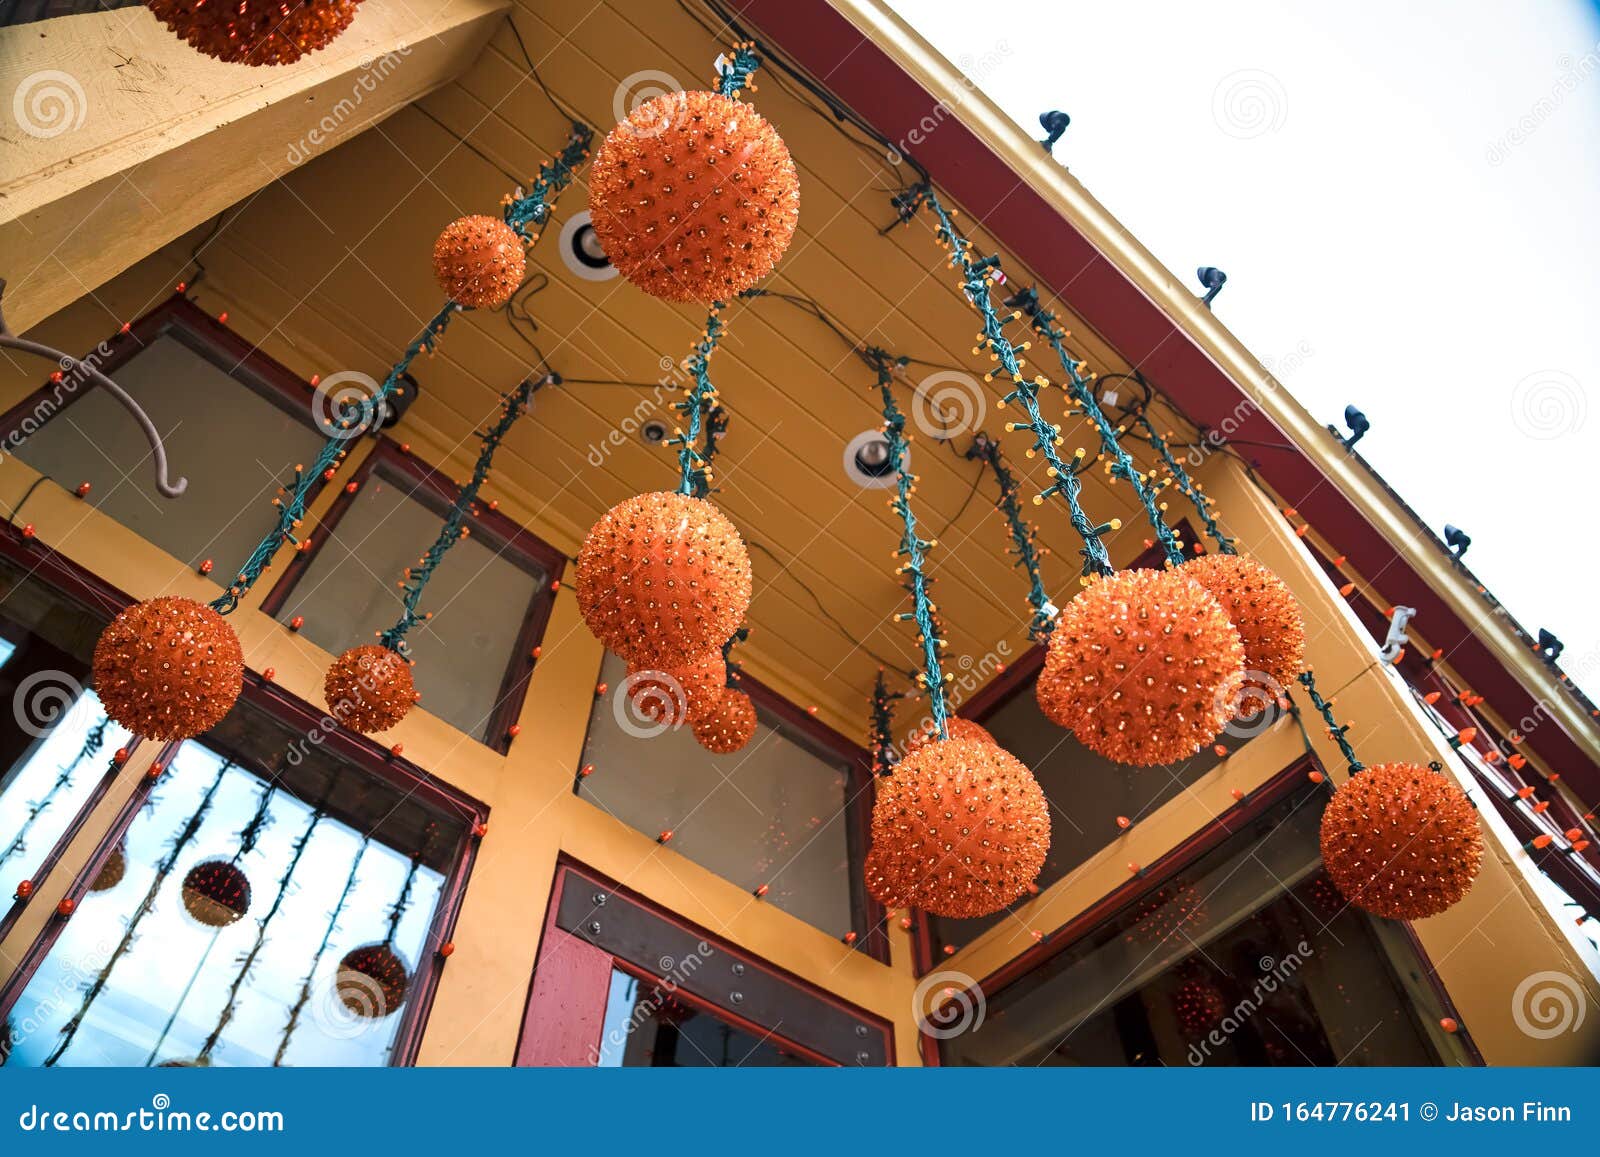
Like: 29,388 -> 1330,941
12,331 -> 325,569
938,780 -> 1451,1066
578,654 -> 859,937
928,679 -> 1281,953
0,555 -> 132,907
274,467 -> 545,742
3,695 -> 469,1067
597,968 -> 816,1067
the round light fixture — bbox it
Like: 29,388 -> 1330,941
558,210 -> 618,281
844,429 -> 902,489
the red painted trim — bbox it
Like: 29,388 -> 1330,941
725,0 -> 1597,795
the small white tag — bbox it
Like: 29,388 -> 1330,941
1101,388 -> 1120,407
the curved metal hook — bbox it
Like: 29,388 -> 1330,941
0,280 -> 187,497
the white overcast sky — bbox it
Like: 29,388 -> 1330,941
893,0 -> 1600,703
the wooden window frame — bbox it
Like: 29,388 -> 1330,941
259,438 -> 567,754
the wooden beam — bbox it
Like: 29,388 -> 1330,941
0,0 -> 509,333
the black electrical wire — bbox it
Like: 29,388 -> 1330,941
746,539 -> 915,678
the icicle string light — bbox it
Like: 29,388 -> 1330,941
275,838 -> 369,1065
869,668 -> 904,776
964,432 -> 1055,639
1297,670 -> 1365,775
502,124 -> 594,241
669,308 -> 727,498
896,185 -> 1113,576
1011,286 -> 1184,567
1135,411 -> 1238,555
867,346 -> 951,739
380,376 -> 541,652
0,717 -> 107,870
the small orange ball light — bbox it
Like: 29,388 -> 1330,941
1439,1017 -> 1459,1033
324,645 -> 415,734
439,942 -> 456,958
93,596 -> 244,741
1320,762 -> 1483,920
16,879 -> 33,899
588,90 -> 800,303
576,491 -> 752,667
869,738 -> 1050,918
657,829 -> 675,844
1037,568 -> 1244,766
1183,554 -> 1306,718
692,688 -> 758,754
57,897 -> 76,917
432,215 -> 526,309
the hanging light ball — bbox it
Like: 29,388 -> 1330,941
625,651 -> 727,724
870,737 -> 1050,919
692,687 -> 758,754
1320,762 -> 1483,920
1037,569 -> 1244,766
90,842 -> 127,894
577,491 -> 752,667
432,214 -> 526,309
1183,554 -> 1305,719
93,596 -> 244,741
1172,973 -> 1227,1037
588,89 -> 800,303
180,859 -> 252,928
335,943 -> 410,1018
325,645 -> 416,734
906,716 -> 996,752
144,0 -> 364,66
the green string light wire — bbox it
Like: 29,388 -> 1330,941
1135,411 -> 1238,555
209,130 -> 591,616
721,625 -> 748,690
669,308 -> 726,498
1297,670 -> 1365,776
895,184 -> 1115,578
869,668 -> 905,776
866,346 -> 952,739
717,43 -> 762,99
963,433 -> 1056,640
1010,286 -> 1186,568
378,375 -> 542,654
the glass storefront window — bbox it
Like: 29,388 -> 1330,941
938,779 -> 1459,1067
596,968 -> 816,1067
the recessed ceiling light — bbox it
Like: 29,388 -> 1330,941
559,211 -> 618,281
843,429 -> 902,489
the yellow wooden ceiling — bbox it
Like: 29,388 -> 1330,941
191,0 -> 1196,733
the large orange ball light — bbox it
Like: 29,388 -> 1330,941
432,215 -> 526,309
625,651 -> 727,724
93,597 -> 244,741
692,687 -> 758,754
870,737 -> 1050,919
864,841 -> 916,910
1320,762 -> 1484,920
906,716 -> 996,752
145,1 -> 363,66
588,90 -> 800,303
1183,554 -> 1305,718
1037,569 -> 1244,766
576,491 -> 752,668
325,645 -> 417,734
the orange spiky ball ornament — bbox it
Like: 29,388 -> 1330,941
870,737 -> 1050,918
1183,554 -> 1305,719
93,596 -> 244,741
1036,568 -> 1244,766
432,215 -> 526,309
625,651 -> 727,724
325,645 -> 417,734
692,687 -> 758,754
864,841 -> 916,910
588,89 -> 800,303
1320,762 -> 1483,920
577,491 -> 752,668
145,0 -> 363,66
906,716 -> 996,752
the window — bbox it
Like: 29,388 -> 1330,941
596,968 -> 818,1067
936,774 -> 1466,1067
4,298 -> 328,572
576,654 -> 876,947
265,443 -> 561,747
0,543 -> 133,937
0,684 -> 482,1067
